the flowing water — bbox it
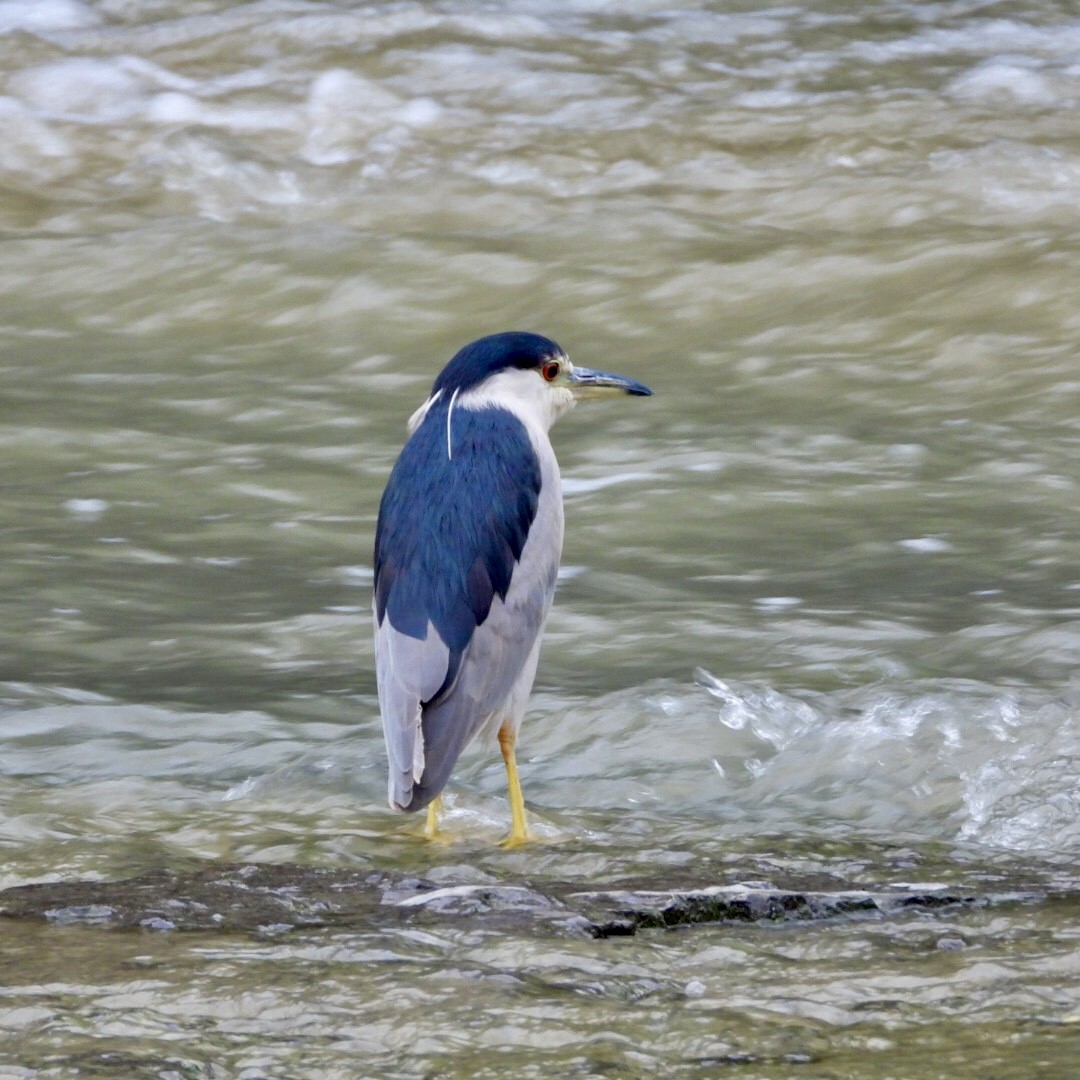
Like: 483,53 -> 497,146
3,0 -> 1080,1076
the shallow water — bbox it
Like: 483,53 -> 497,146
3,0 -> 1080,1076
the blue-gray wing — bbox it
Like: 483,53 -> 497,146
373,401 -> 556,811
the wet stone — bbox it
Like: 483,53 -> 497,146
936,935 -> 966,951
43,904 -> 116,925
138,916 -> 176,932
0,863 -> 1048,938
393,883 -> 560,916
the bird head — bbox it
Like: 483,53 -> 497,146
409,331 -> 652,434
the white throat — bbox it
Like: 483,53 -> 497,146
455,367 -> 576,434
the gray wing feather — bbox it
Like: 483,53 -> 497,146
374,617 -> 450,809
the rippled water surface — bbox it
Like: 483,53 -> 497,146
3,0 -> 1080,1076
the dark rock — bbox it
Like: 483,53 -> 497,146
568,882 -> 994,938
0,863 -> 1044,938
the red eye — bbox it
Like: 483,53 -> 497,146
541,360 -> 561,382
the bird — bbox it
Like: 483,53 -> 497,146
373,331 -> 651,845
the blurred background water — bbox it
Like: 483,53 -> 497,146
2,0 -> 1080,1076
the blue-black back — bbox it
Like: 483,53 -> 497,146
374,399 -> 542,703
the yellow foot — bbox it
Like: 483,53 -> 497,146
499,826 -> 531,849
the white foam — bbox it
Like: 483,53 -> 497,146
0,0 -> 98,34
118,56 -> 199,94
64,498 -> 108,517
681,672 -> 1080,852
303,69 -> 399,164
398,97 -> 443,127
338,565 -> 374,586
11,58 -> 147,122
733,89 -> 817,110
145,91 -> 203,125
947,59 -> 1059,108
0,95 -> 77,182
754,596 -> 803,610
562,471 -> 652,496
851,18 -> 1080,63
301,69 -> 442,165
930,142 -> 1080,221
898,537 -> 954,554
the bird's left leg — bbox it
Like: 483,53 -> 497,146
497,721 -> 529,846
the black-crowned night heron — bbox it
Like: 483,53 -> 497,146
373,332 -> 651,844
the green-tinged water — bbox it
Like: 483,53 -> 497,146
3,1 -> 1080,1076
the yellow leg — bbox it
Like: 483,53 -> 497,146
424,794 -> 443,840
498,722 -> 529,847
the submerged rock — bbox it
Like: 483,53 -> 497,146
0,863 -> 1043,938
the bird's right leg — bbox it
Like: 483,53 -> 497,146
498,722 -> 530,847
423,794 -> 443,840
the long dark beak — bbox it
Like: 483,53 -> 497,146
567,366 -> 653,399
